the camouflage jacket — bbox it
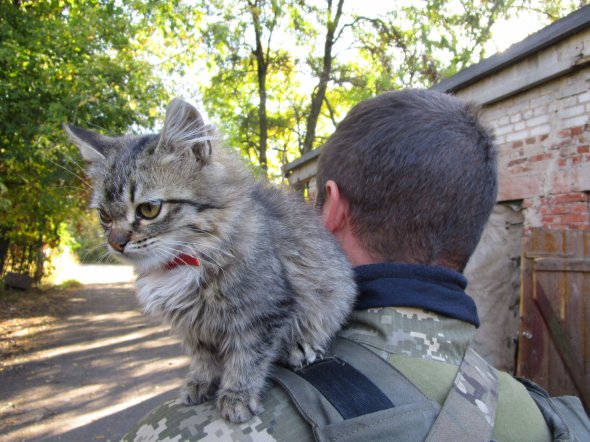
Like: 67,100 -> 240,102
123,263 -> 551,441
123,307 -> 552,442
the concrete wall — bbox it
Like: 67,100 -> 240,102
464,204 -> 524,372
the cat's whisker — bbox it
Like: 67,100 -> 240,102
46,156 -> 95,190
83,242 -> 107,253
162,242 -> 224,267
165,240 -> 236,260
151,249 -> 171,263
58,150 -> 91,176
155,246 -> 202,268
155,247 -> 180,260
186,228 -> 220,241
96,250 -> 114,264
194,251 -> 224,272
159,245 -> 224,272
79,243 -> 108,261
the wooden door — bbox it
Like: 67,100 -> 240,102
517,228 -> 590,411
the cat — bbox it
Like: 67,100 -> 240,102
65,98 -> 357,423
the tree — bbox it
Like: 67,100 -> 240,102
190,0 -> 585,179
301,0 -> 344,154
0,0 -> 192,280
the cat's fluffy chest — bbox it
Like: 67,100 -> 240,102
135,266 -> 267,354
135,266 -> 206,319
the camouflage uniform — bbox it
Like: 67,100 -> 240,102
123,307 -> 552,442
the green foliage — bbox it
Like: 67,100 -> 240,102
190,0 -> 584,179
0,0 -> 181,279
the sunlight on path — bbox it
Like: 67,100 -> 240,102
50,248 -> 134,285
56,264 -> 135,285
0,284 -> 188,442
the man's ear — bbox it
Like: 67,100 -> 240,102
158,98 -> 213,164
64,124 -> 114,163
322,180 -> 349,234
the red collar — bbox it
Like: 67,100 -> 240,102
165,253 -> 200,270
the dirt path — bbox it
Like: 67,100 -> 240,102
0,283 -> 189,442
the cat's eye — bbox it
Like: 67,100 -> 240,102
98,209 -> 112,224
136,200 -> 162,220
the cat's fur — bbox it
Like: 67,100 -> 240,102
66,98 -> 356,423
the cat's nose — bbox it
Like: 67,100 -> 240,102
108,230 -> 131,253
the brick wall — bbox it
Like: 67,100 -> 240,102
472,68 -> 590,231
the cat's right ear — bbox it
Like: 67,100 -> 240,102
64,124 -> 112,163
159,98 -> 213,164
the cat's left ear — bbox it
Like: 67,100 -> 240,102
159,98 -> 213,164
64,124 -> 115,163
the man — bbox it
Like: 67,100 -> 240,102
123,89 -> 552,441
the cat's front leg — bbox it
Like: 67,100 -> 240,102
216,346 -> 273,423
180,348 -> 220,406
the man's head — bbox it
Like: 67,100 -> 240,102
316,89 -> 497,271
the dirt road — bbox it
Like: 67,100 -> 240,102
0,283 -> 189,441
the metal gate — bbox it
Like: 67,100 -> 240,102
517,228 -> 590,411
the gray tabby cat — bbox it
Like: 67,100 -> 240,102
66,98 -> 356,423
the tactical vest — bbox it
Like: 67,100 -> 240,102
271,337 -> 590,442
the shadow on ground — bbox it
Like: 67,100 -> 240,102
0,283 -> 189,442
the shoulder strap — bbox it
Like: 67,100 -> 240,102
518,377 -> 590,442
272,337 -> 499,442
271,337 -> 440,441
425,346 -> 498,442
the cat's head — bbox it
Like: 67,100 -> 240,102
66,98 -> 248,273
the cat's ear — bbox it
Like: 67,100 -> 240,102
64,124 -> 114,163
159,98 -> 213,164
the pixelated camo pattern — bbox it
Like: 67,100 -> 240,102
338,307 -> 476,365
122,307 -> 478,441
426,347 -> 498,441
455,348 -> 498,427
122,383 -> 313,442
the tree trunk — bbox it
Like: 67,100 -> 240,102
34,232 -> 44,282
302,0 -> 345,154
0,229 -> 10,276
249,0 -> 269,173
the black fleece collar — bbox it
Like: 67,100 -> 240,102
353,263 -> 480,327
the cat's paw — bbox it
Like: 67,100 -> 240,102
179,380 -> 217,405
217,390 -> 261,423
288,341 -> 323,368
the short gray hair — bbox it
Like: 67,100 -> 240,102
316,89 -> 497,271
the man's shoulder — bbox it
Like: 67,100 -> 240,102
123,384 -> 313,442
389,352 -> 552,442
123,313 -> 552,442
495,371 -> 553,442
